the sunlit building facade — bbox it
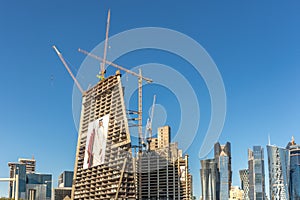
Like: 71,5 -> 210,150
71,74 -> 136,199
286,137 -> 300,199
239,169 -> 249,200
200,159 -> 218,200
215,142 -> 232,200
267,145 -> 290,200
248,146 -> 266,200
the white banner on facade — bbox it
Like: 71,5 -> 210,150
83,115 -> 109,169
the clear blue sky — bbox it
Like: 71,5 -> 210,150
1,1 -> 300,199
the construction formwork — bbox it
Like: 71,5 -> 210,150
71,74 -> 135,200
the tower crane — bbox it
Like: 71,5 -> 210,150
52,45 -> 85,95
145,95 -> 156,151
78,48 -> 153,152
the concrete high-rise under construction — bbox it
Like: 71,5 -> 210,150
138,126 -> 193,200
71,74 -> 135,199
18,157 -> 36,174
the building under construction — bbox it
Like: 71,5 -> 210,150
138,126 -> 193,200
67,73 -> 194,199
71,74 -> 136,199
53,9 -> 193,200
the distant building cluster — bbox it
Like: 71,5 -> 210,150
200,137 -> 300,200
8,157 -> 52,200
7,157 -> 73,200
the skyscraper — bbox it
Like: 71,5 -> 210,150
71,74 -> 135,199
200,159 -> 218,200
286,137 -> 300,199
215,142 -> 232,200
239,169 -> 249,200
248,146 -> 266,200
200,142 -> 232,200
267,145 -> 290,200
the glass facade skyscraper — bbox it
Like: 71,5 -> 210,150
267,145 -> 290,200
248,146 -> 265,200
286,138 -> 300,199
200,159 -> 218,200
200,142 -> 232,200
214,142 -> 232,200
219,156 -> 230,200
239,169 -> 250,200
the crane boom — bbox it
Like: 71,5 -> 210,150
99,9 -> 111,79
149,94 -> 156,138
78,48 -> 153,83
53,46 -> 85,95
0,178 -> 15,181
145,95 -> 156,151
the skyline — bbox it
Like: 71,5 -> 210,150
1,1 -> 300,199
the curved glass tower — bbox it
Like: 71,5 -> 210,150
267,145 -> 290,200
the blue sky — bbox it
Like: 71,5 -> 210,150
0,0 -> 300,199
